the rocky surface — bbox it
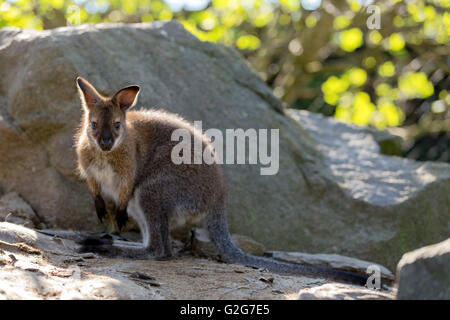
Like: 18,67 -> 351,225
190,228 -> 266,258
0,222 -> 394,300
0,192 -> 40,228
268,251 -> 394,283
0,21 -> 449,270
396,238 -> 450,300
298,283 -> 395,300
288,110 -> 449,207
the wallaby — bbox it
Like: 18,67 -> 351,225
74,76 -> 368,286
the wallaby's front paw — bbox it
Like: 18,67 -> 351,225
96,209 -> 106,223
116,208 -> 128,231
94,195 -> 107,222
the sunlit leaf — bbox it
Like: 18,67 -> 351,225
334,15 -> 351,30
279,13 -> 291,25
212,0 -> 230,9
305,14 -> 317,28
348,0 -> 361,12
335,104 -> 352,122
368,30 -> 382,45
377,99 -> 404,127
151,1 -> 163,12
280,0 -> 300,12
363,56 -> 377,69
141,13 -> 153,22
250,6 -> 273,27
324,93 -> 340,105
425,6 -> 436,21
351,92 -> 376,126
378,61 -> 395,77
376,83 -> 391,97
339,28 -> 363,52
347,68 -> 367,87
159,9 -> 173,20
322,76 -> 350,95
50,0 -> 65,10
236,34 -> 261,50
387,33 -> 405,51
398,72 -> 434,99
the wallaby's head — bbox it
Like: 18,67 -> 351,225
76,77 -> 140,152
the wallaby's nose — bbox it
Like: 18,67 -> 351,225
99,138 -> 113,151
99,129 -> 113,151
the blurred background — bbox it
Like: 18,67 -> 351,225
1,0 -> 449,162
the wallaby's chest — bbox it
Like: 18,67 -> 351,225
87,158 -> 121,203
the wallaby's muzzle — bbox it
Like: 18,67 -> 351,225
99,138 -> 113,151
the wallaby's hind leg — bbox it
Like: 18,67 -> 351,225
138,190 -> 173,260
148,210 -> 172,260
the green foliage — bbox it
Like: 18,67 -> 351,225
1,0 -> 449,134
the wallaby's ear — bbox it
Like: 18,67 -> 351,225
76,76 -> 103,110
112,85 -> 140,111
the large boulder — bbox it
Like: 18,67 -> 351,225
396,238 -> 450,299
0,21 -> 449,269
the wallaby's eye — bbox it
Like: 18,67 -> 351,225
114,122 -> 121,130
91,122 -> 97,130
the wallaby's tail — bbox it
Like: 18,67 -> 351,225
205,207 -> 368,286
